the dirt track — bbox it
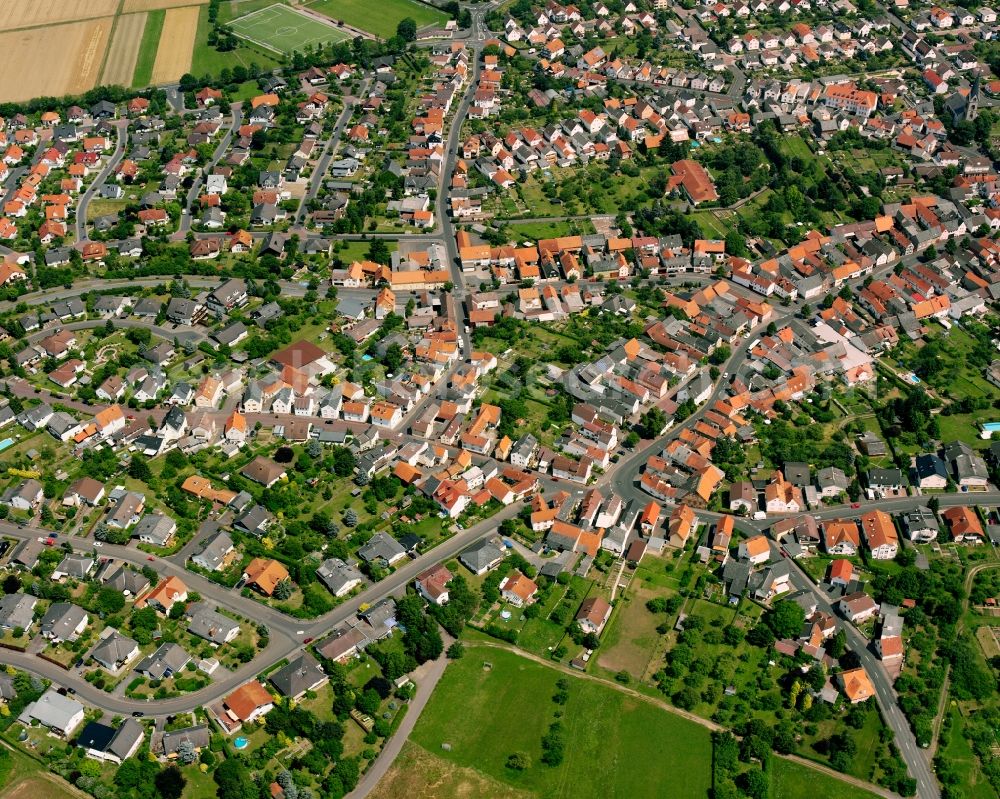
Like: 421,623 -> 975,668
123,0 -> 208,12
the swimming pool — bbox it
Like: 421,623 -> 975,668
982,422 -> 1000,434
0,438 -> 13,453
234,737 -> 249,750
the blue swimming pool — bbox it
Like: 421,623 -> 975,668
234,737 -> 249,750
982,422 -> 1000,434
0,438 -> 13,453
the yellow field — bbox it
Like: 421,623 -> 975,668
123,0 -> 208,12
0,18 -> 113,102
150,6 -> 199,84
102,12 -> 149,87
0,0 -> 120,32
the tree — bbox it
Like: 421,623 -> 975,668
767,600 -> 805,640
397,17 -> 417,41
506,752 -> 531,770
382,343 -> 404,374
343,508 -> 358,528
366,240 -> 390,265
827,629 -> 847,659
154,766 -> 186,799
738,768 -> 769,799
95,587 -> 126,615
128,457 -> 152,482
446,641 -> 465,659
273,579 -> 294,601
214,758 -> 256,799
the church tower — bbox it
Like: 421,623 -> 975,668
964,77 -> 980,123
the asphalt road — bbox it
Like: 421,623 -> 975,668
177,105 -> 243,236
0,499 -> 522,716
75,120 -> 129,242
296,80 -> 369,224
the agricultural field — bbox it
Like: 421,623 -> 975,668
124,0 -> 209,11
308,0 -> 448,39
229,4 -> 350,55
131,10 -> 166,87
0,0 -> 119,32
102,12 -> 149,86
0,18 -> 112,102
150,5 -> 200,84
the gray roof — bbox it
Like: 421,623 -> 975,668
101,565 -> 150,596
40,602 -> 88,640
108,718 -> 145,760
816,466 -> 848,489
186,602 -> 239,644
133,513 -> 176,546
136,642 -> 190,679
867,467 -> 903,486
91,630 -> 138,670
357,531 -> 406,565
192,530 -> 234,571
316,558 -> 363,596
9,538 -> 43,568
161,725 -> 210,757
234,504 -> 272,535
268,652 -> 327,698
459,539 -> 504,573
20,689 -> 84,732
359,597 -> 396,633
0,592 -> 36,630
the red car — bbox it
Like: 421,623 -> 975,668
851,502 -> 860,509
303,637 -> 314,645
147,556 -> 155,562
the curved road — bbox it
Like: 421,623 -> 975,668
75,120 -> 129,242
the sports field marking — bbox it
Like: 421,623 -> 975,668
150,5 -> 199,84
229,4 -> 350,55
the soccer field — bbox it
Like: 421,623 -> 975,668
229,4 -> 349,55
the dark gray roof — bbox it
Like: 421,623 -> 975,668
136,642 -> 190,679
268,652 -> 327,698
91,630 -> 138,669
161,725 -> 210,756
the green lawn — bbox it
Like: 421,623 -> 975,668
308,0 -> 449,38
769,758 -> 881,799
332,240 -> 398,265
940,706 -> 996,799
0,742 -> 78,799
510,219 -> 596,242
411,645 -> 714,799
230,3 -> 350,55
131,9 -> 165,88
691,210 -> 730,239
191,2 -> 281,77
